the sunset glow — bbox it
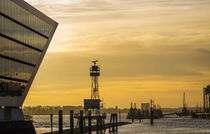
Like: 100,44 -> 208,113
24,0 -> 210,108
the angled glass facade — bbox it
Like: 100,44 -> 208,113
0,0 -> 57,97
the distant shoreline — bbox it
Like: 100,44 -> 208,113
23,105 -> 199,115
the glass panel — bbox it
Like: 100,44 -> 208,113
0,0 -> 53,37
0,79 -> 26,96
0,57 -> 34,81
0,57 -> 34,96
0,15 -> 47,50
0,36 -> 41,65
0,0 -> 55,97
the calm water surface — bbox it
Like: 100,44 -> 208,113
33,114 -> 210,134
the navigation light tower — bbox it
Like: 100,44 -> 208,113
90,60 -> 100,99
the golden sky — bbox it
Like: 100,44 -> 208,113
24,0 -> 210,108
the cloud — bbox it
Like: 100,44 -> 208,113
23,0 -> 210,107
197,48 -> 210,55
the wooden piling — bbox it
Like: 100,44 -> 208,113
119,111 -> 121,122
109,114 -> 112,133
99,115 -> 102,134
50,114 -> 53,133
79,110 -> 83,134
70,110 -> 74,134
112,114 -> 115,132
132,110 -> 134,123
109,114 -> 118,133
138,110 -> 141,123
44,121 -> 131,134
96,115 -> 99,134
115,114 -> 118,133
59,110 -> 63,134
150,100 -> 153,125
88,111 -> 92,134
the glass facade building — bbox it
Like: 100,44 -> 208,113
0,0 -> 58,107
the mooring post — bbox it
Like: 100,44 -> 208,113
112,114 -> 115,132
139,115 -> 141,123
132,116 -> 134,123
100,115 -> 103,134
70,110 -> 74,134
150,100 -> 153,125
203,88 -> 206,112
96,115 -> 99,134
102,116 -> 106,133
116,114 -> 118,133
88,111 -> 92,134
119,111 -> 121,122
79,110 -> 83,134
59,110 -> 63,134
138,110 -> 141,123
109,114 -> 112,133
50,114 -> 53,133
132,110 -> 134,123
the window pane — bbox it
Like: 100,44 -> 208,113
0,36 -> 41,65
0,79 -> 26,96
0,57 -> 34,81
0,15 -> 47,50
0,0 -> 53,37
0,0 -> 56,97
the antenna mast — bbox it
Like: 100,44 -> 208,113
183,92 -> 187,109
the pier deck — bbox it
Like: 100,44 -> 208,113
44,122 -> 130,134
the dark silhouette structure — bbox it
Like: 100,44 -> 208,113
203,84 -> 210,112
192,85 -> 210,119
84,61 -> 101,114
45,110 -> 130,134
177,92 -> 190,117
182,92 -> 188,116
127,101 -> 163,121
0,0 -> 57,133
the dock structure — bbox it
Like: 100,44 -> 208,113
44,122 -> 130,134
127,101 -> 163,122
109,114 -> 118,133
203,84 -> 210,112
45,110 -> 131,134
192,112 -> 210,119
191,84 -> 210,119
